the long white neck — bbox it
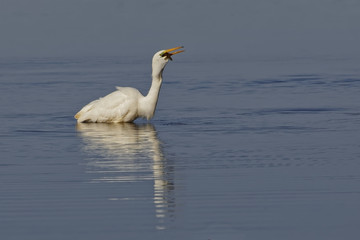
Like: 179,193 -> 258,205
139,65 -> 165,120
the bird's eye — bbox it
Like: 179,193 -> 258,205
160,52 -> 165,57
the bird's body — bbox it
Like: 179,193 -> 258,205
75,87 -> 143,123
75,46 -> 184,123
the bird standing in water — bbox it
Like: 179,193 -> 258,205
75,46 -> 184,123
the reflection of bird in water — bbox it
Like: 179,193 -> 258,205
75,46 -> 184,123
76,123 -> 175,230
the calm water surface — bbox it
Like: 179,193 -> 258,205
1,55 -> 360,239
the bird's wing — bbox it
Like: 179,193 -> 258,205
75,87 -> 140,123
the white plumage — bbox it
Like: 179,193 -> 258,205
75,46 -> 184,123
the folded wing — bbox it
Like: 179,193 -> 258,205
75,87 -> 142,123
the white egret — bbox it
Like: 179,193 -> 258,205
75,46 -> 184,123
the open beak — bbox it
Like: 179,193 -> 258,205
163,46 -> 184,60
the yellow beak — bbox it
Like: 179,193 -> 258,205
164,46 -> 185,56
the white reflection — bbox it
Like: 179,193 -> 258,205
76,123 -> 175,230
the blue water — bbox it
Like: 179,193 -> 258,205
1,55 -> 360,239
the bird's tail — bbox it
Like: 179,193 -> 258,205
74,100 -> 98,121
74,112 -> 81,119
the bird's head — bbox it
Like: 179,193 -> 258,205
152,46 -> 184,67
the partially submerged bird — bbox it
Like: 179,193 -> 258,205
75,46 -> 184,123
